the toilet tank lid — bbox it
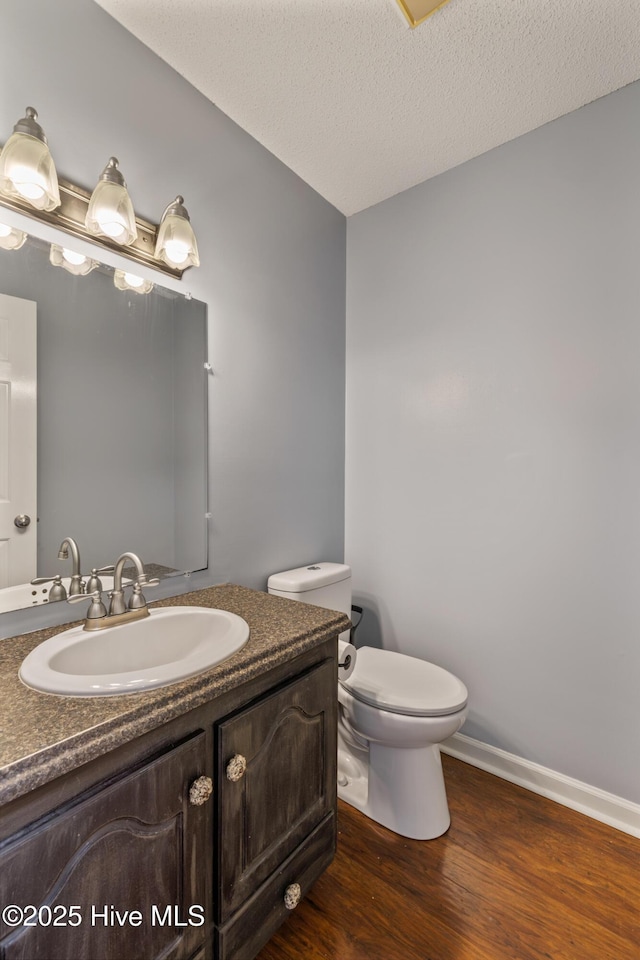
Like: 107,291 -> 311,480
268,562 -> 351,593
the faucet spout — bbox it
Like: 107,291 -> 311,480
109,552 -> 147,616
113,552 -> 146,591
57,537 -> 83,595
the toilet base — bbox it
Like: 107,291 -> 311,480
337,731 -> 452,840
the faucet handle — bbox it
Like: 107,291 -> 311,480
30,574 -> 67,602
86,565 -> 115,594
127,578 -> 160,611
67,590 -> 99,603
68,590 -> 107,620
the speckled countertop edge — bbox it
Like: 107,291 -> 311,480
0,585 -> 351,807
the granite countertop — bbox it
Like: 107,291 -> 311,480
0,585 -> 351,808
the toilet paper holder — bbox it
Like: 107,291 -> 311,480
350,604 -> 363,644
338,604 -> 363,671
339,652 -> 352,671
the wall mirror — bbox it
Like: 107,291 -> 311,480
0,230 -> 208,614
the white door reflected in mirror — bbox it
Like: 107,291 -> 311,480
0,292 -> 37,588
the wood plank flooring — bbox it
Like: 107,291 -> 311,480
257,755 -> 640,960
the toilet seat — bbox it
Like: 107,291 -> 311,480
341,647 -> 468,717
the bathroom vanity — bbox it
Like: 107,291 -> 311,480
0,585 -> 351,960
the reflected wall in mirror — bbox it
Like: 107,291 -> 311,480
0,234 -> 208,613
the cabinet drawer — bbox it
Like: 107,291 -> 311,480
217,812 -> 335,960
217,659 -> 337,918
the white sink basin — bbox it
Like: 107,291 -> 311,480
19,606 -> 250,697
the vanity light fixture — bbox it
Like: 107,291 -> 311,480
85,157 -> 137,246
0,107 -> 60,211
49,243 -> 98,276
155,196 -> 200,269
0,107 -> 200,279
114,268 -> 153,295
0,221 -> 27,251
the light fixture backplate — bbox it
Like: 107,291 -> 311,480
395,0 -> 453,28
0,168 -> 184,279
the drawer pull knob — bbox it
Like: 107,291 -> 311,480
189,776 -> 213,806
284,883 -> 302,910
226,754 -> 247,782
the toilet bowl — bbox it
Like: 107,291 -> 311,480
338,646 -> 467,839
267,563 -> 468,841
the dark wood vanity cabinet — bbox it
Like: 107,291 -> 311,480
216,659 -> 336,959
0,733 -> 210,960
0,643 -> 337,960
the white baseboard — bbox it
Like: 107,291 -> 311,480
440,732 -> 640,839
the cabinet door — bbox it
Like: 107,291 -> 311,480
218,659 -> 336,918
0,733 -> 211,960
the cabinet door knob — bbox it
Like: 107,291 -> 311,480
189,775 -> 213,806
284,882 -> 302,910
226,754 -> 247,782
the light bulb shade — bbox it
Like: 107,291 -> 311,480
49,243 -> 98,276
114,269 -> 153,294
0,108 -> 60,212
85,158 -> 137,246
155,196 -> 200,269
0,222 -> 27,251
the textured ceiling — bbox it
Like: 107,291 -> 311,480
94,0 -> 640,216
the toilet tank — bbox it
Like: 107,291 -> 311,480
267,562 -> 352,642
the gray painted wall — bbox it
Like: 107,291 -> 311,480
0,0 -> 345,635
346,80 -> 640,805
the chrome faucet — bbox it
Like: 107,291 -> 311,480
68,551 -> 159,631
57,537 -> 84,595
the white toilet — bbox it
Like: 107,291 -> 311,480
267,562 -> 468,840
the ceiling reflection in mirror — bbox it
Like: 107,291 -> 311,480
0,233 -> 208,613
